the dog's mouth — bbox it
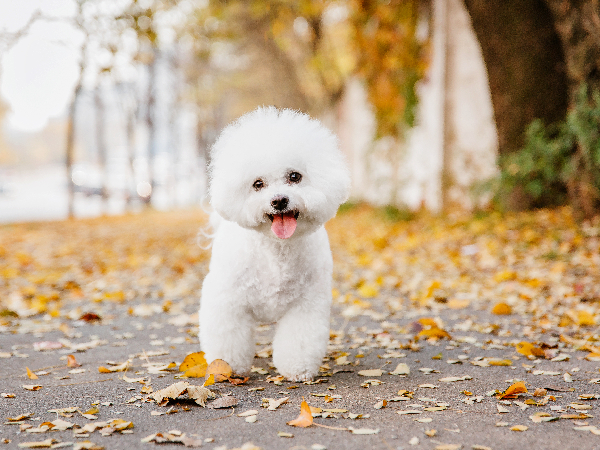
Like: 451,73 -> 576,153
267,210 -> 299,239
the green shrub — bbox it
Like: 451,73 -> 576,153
498,84 -> 600,215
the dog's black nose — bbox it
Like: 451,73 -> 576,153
271,195 -> 289,211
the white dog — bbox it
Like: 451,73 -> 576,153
199,107 -> 350,381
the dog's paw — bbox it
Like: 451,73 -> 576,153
285,371 -> 314,382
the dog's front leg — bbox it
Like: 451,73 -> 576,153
199,297 -> 255,375
272,301 -> 331,382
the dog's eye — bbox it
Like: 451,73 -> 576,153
253,179 -> 265,191
288,172 -> 302,184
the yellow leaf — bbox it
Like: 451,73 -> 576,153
497,381 -> 527,399
585,352 -> 600,361
577,310 -> 596,327
494,270 -> 517,282
179,352 -> 207,372
26,367 -> 38,380
516,342 -> 545,358
357,283 -> 379,298
417,328 -> 451,340
447,299 -> 470,309
418,317 -> 439,327
287,399 -> 313,428
203,374 -> 215,386
205,359 -> 232,382
510,425 -> 528,431
488,359 -> 512,366
183,363 -> 208,378
492,302 -> 512,315
98,360 -> 129,373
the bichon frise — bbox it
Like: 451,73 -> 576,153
199,107 -> 350,381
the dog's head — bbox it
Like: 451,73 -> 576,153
209,107 -> 350,239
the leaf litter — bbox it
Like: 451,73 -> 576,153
3,207 -> 600,447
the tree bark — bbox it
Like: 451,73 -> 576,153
65,84 -> 82,219
463,0 -> 569,158
94,85 -> 108,211
543,0 -> 600,102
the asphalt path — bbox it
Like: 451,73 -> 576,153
2,293 -> 599,450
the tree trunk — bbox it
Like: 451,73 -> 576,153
94,85 -> 108,212
65,84 -> 82,219
543,0 -> 600,103
145,48 -> 158,206
463,0 -> 569,157
463,0 -> 570,209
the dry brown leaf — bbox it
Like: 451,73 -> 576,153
186,384 -> 214,407
17,439 -> 56,448
151,381 -> 189,406
209,395 -> 238,409
205,359 -> 233,382
357,369 -> 383,377
22,385 -> 42,391
98,360 -> 129,373
287,399 -> 313,428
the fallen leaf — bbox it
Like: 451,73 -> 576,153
7,413 -> 34,422
22,385 -> 42,391
516,342 -> 545,358
287,399 -> 313,427
374,400 -> 387,409
497,381 -> 527,399
209,395 -> 238,409
510,425 -> 528,432
439,375 -> 472,382
186,385 -> 214,407
26,367 -> 38,380
203,374 -> 215,387
179,352 -> 208,378
17,439 -> 56,448
390,363 -> 410,375
151,381 -> 214,407
205,359 -> 232,382
98,360 -> 129,373
265,397 -> 289,411
228,375 -> 250,386
67,355 -> 81,368
348,427 -> 379,435
358,369 -> 383,377
417,327 -> 451,340
491,302 -> 512,315
141,432 -> 202,447
277,431 -> 293,438
79,312 -> 101,322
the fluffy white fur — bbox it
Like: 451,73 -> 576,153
199,107 -> 350,381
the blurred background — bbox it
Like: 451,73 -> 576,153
0,0 -> 598,223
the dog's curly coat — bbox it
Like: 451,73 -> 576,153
199,107 -> 350,381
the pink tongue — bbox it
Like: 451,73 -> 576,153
271,212 -> 297,239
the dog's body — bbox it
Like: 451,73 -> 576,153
199,107 -> 350,381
